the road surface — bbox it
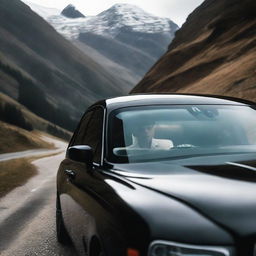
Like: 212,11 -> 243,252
0,137 -> 78,255
0,136 -> 66,162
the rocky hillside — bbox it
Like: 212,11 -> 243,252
131,0 -> 256,102
61,4 -> 85,18
0,0 -> 131,131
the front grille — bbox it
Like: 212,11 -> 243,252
148,240 -> 231,256
147,239 -> 256,256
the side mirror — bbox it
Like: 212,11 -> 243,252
67,145 -> 93,165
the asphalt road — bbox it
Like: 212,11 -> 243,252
0,148 -> 64,162
0,135 -> 66,162
0,139 -> 78,256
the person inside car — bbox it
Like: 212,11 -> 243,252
128,119 -> 173,149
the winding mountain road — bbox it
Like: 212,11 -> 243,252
0,136 -> 66,162
0,148 -> 64,162
0,137 -> 78,256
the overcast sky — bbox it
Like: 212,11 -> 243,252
25,0 -> 204,26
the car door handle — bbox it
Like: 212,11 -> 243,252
64,169 -> 76,179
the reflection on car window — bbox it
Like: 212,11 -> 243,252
72,111 -> 93,146
83,108 -> 104,163
72,108 -> 104,164
107,105 -> 256,163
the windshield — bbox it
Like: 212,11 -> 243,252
107,105 -> 256,163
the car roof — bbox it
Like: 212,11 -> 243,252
90,94 -> 255,111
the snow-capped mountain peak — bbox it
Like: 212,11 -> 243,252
83,3 -> 178,36
22,2 -> 178,39
98,3 -> 146,17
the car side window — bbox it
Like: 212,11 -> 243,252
72,111 -> 94,146
82,107 -> 104,164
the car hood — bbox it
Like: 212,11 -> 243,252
113,155 -> 256,237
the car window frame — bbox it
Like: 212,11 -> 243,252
84,106 -> 105,165
68,105 -> 106,166
105,104 -> 256,164
68,110 -> 93,148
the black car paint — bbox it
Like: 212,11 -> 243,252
57,94 -> 256,256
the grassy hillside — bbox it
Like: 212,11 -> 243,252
131,0 -> 256,102
0,121 -> 54,153
0,92 -> 72,141
0,158 -> 37,197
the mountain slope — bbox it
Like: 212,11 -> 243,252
73,40 -> 140,85
22,1 -> 60,19
78,32 -> 156,77
0,0 -> 131,131
28,2 -> 179,79
131,0 -> 256,102
0,121 -> 54,153
0,93 -> 71,140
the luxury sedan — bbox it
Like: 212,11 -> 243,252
56,94 -> 256,256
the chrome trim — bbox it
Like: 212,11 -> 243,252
227,161 -> 256,172
100,107 -> 107,166
87,105 -> 105,167
148,240 -> 230,256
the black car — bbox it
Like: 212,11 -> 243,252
56,94 -> 256,256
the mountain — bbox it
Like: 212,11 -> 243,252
61,4 -> 85,18
131,0 -> 256,102
78,4 -> 176,38
78,4 -> 178,77
22,1 -> 60,19
25,1 -> 140,88
28,2 -> 179,78
0,93 -> 71,140
0,0 -> 132,131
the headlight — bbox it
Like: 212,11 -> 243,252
149,241 -> 230,256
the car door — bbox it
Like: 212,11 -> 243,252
60,106 -> 106,254
59,108 -> 93,239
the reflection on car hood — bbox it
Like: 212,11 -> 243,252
113,155 -> 256,236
